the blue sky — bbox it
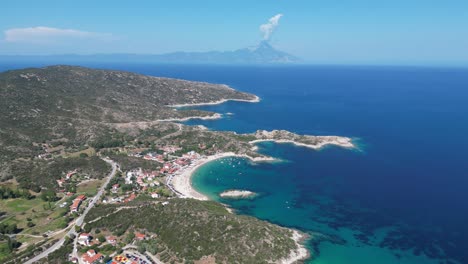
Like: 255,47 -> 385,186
1,0 -> 468,65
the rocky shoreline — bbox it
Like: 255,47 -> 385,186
168,95 -> 260,107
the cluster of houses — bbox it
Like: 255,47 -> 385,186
160,145 -> 182,153
142,153 -> 165,163
78,233 -> 119,247
125,169 -> 161,187
163,151 -> 200,174
159,151 -> 200,175
121,150 -> 203,200
75,232 -> 148,264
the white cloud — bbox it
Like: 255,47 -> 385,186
4,26 -> 112,43
259,14 -> 283,41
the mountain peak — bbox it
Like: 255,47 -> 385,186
256,40 -> 274,50
241,41 -> 299,64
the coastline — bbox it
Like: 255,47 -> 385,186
170,151 -> 310,263
277,230 -> 310,264
158,113 -> 222,122
170,152 -> 275,201
250,137 -> 355,150
167,95 -> 260,108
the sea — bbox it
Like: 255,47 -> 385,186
1,62 -> 468,264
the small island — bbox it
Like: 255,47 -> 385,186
251,129 -> 354,149
220,190 -> 258,199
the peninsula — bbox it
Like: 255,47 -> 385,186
0,65 -> 352,263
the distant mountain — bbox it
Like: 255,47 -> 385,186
0,41 -> 300,64
154,41 -> 300,64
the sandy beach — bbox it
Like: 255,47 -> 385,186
170,152 -> 275,201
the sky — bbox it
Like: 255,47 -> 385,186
1,0 -> 468,65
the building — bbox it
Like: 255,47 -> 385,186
66,169 -> 78,179
111,184 -> 119,193
78,233 -> 91,246
106,235 -> 117,245
81,249 -> 103,264
135,232 -> 145,241
124,193 -> 136,203
70,194 -> 86,213
56,178 -> 65,187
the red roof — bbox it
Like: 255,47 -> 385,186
124,193 -> 136,203
70,199 -> 83,211
135,232 -> 145,240
82,252 -> 103,264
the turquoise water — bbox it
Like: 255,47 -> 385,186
177,66 -> 468,264
2,63 -> 467,263
192,143 -> 441,264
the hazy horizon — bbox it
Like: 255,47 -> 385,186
2,0 -> 468,66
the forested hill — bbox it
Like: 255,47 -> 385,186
0,65 -> 255,124
0,65 -> 256,185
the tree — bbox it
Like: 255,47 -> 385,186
83,225 -> 92,233
7,237 -> 21,251
125,232 -> 135,243
137,242 -> 146,254
5,223 -> 18,234
98,235 -> 106,243
122,184 -> 133,192
40,190 -> 58,202
22,189 -> 33,199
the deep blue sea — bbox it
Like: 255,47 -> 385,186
1,62 -> 468,263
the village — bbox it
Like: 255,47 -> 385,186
51,145 -> 206,264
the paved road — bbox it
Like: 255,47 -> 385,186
24,158 -> 117,264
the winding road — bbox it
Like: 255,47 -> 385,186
24,158 -> 117,264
